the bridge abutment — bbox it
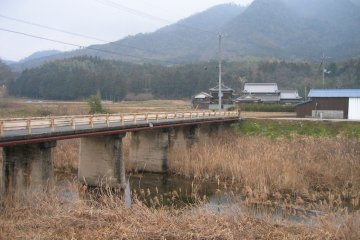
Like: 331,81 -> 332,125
78,134 -> 126,188
1,140 -> 56,196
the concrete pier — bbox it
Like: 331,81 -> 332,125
129,129 -> 170,173
128,124 -> 223,173
1,141 -> 56,196
78,134 -> 126,188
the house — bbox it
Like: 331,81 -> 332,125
209,84 -> 235,105
192,84 -> 235,110
296,89 -> 360,120
192,92 -> 212,109
239,83 -> 281,103
280,90 -> 302,104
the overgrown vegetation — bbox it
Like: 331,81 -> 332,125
235,119 -> 360,138
170,134 -> 360,212
2,190 -> 357,239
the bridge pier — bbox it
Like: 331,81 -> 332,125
129,129 -> 170,173
128,124 -> 225,174
78,134 -> 126,188
1,141 -> 56,196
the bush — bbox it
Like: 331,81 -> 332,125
87,91 -> 106,114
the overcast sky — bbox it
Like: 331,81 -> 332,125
0,0 -> 253,61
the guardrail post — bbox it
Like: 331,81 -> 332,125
0,121 -> 4,136
27,118 -> 32,134
106,114 -> 110,127
71,117 -> 75,130
156,113 -> 159,122
50,118 -> 55,132
90,116 -> 94,128
121,114 -> 124,125
145,113 -> 149,123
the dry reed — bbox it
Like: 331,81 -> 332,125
53,139 -> 80,172
1,188 -> 354,240
169,133 -> 360,207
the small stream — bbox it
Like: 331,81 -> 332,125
55,172 -> 326,224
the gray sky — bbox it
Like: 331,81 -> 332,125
0,0 -> 253,61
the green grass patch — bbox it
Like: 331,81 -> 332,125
241,103 -> 295,112
234,119 -> 360,138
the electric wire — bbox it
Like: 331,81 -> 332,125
0,27 -> 177,65
0,14 -> 163,56
94,0 -> 216,35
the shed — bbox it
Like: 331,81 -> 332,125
296,89 -> 360,120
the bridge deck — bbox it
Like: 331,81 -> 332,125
0,111 -> 240,147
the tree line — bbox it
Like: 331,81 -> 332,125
4,56 -> 360,100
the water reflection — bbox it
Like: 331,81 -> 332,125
54,172 -> 326,224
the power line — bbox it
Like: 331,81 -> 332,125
0,27 -> 175,64
0,14 -> 163,56
94,0 -> 218,35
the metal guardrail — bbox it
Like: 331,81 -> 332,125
0,111 -> 239,137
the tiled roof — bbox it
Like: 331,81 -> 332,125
280,90 -> 302,99
193,92 -> 212,99
244,83 -> 279,93
209,84 -> 234,92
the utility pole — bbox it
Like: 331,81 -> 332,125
321,53 -> 330,88
218,34 -> 222,111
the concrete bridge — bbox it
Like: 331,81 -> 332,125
0,111 -> 240,196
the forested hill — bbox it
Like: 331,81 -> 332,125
8,57 -> 360,100
11,0 -> 360,71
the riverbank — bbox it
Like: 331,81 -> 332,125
1,189 -> 359,239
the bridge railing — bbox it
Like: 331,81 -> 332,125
0,111 -> 239,136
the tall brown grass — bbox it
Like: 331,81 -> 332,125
169,133 -> 360,206
1,188 -> 356,240
53,139 -> 80,172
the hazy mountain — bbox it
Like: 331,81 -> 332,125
79,3 -> 245,63
224,0 -> 360,59
1,59 -> 15,65
10,50 -> 63,72
11,0 -> 360,70
20,50 -> 62,62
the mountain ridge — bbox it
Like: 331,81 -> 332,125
9,0 -> 360,71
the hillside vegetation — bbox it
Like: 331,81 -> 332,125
7,57 -> 360,100
9,0 -> 360,70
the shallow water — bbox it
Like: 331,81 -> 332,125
55,172 -> 324,224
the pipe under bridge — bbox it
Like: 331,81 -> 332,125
0,111 -> 240,196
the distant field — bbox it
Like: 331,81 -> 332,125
0,98 -> 192,118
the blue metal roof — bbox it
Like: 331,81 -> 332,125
308,89 -> 360,98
